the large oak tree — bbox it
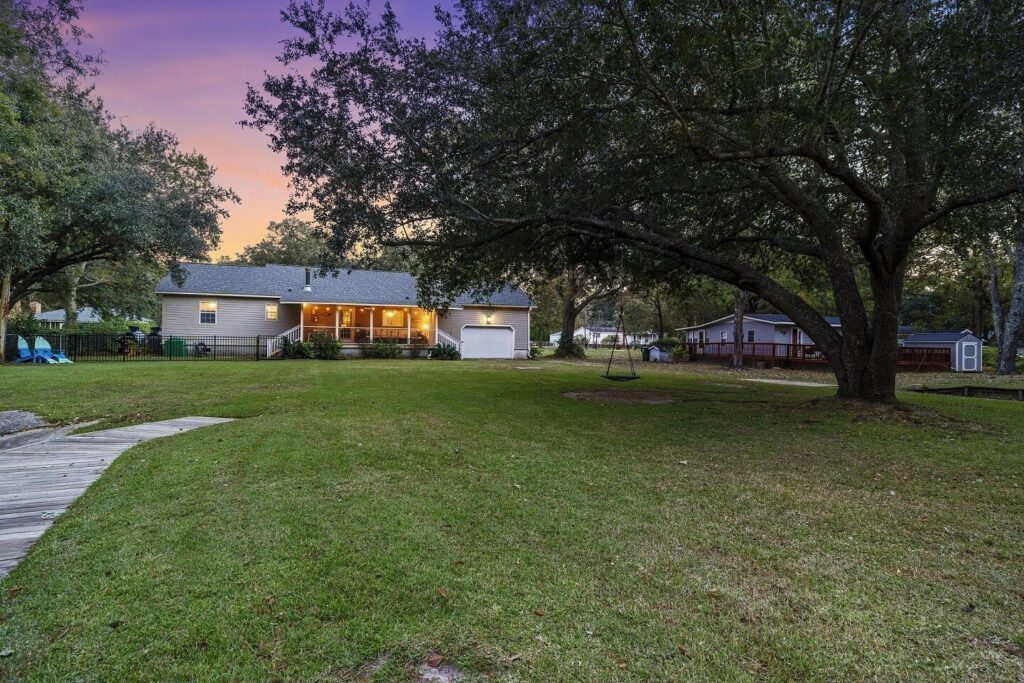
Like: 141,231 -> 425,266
247,0 -> 1024,401
1,0 -> 236,359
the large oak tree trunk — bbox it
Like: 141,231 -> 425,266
830,275 -> 902,402
732,290 -> 747,369
62,285 -> 78,331
552,271 -> 619,357
555,295 -> 581,356
831,336 -> 899,402
994,237 -> 1024,374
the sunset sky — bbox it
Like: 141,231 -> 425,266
80,0 -> 451,258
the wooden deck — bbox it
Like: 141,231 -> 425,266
0,416 -> 234,578
686,342 -> 952,371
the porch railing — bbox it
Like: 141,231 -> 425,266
436,328 -> 462,351
301,326 -> 435,346
267,325 -> 302,358
687,342 -> 827,361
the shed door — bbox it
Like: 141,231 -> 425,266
961,342 -> 979,372
461,326 -> 514,359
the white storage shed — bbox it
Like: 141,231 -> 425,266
901,331 -> 982,372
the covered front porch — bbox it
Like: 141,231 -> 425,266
296,304 -> 438,346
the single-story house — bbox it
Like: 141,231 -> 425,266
901,331 -> 982,372
679,313 -> 980,372
678,313 -> 842,346
548,326 -> 657,346
549,326 -> 614,345
155,263 -> 532,359
34,306 -> 151,329
34,306 -> 104,329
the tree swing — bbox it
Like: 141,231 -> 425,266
603,306 -> 639,382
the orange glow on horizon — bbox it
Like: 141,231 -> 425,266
81,0 -> 449,259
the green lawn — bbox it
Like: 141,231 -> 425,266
1,360 -> 1022,681
575,346 -> 1024,390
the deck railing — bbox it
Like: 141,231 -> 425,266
686,342 -> 952,370
895,346 -> 954,369
686,342 -> 827,361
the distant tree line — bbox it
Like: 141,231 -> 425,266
220,217 -> 413,273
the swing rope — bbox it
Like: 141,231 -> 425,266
603,305 -> 639,382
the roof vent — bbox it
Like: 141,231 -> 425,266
303,268 -> 312,292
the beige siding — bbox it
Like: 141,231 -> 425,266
160,295 -> 299,337
438,306 -> 530,351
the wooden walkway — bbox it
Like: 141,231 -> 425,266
0,416 -> 234,578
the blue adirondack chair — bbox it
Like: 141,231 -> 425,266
33,336 -> 72,364
14,336 -> 34,364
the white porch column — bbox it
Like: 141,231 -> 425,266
299,306 -> 304,341
334,307 -> 340,340
369,308 -> 374,341
406,309 -> 412,344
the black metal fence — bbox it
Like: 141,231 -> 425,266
4,333 -> 277,363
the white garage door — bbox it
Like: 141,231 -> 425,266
461,326 -> 514,359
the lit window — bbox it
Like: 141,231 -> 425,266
265,303 -> 278,321
199,301 -> 217,324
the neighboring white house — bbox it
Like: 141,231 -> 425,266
628,330 -> 660,346
679,313 -> 981,372
678,313 -> 842,346
34,306 -> 150,329
156,263 -> 533,359
548,326 -> 658,346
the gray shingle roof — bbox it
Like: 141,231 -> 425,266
903,331 -> 977,343
155,263 -> 531,308
34,307 -> 104,324
680,312 -> 842,330
747,313 -> 842,326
